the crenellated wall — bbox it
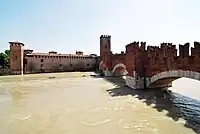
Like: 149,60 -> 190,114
144,42 -> 200,77
9,42 -> 98,75
99,35 -> 200,88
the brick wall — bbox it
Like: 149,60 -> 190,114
99,36 -> 200,78
24,55 -> 97,73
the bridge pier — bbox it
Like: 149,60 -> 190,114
126,76 -> 147,89
101,69 -> 112,77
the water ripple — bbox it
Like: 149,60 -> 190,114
81,119 -> 111,127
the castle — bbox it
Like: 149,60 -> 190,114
9,41 -> 98,75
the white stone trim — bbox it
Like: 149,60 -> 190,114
99,61 -> 103,69
112,63 -> 126,74
103,70 -> 112,77
147,70 -> 200,87
126,76 -> 136,89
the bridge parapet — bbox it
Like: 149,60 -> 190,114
99,35 -> 200,89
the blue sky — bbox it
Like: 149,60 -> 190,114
0,0 -> 199,55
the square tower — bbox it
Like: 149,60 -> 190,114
9,41 -> 24,75
100,35 -> 111,61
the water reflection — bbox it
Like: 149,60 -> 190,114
103,77 -> 200,133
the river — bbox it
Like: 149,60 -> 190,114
0,72 -> 200,134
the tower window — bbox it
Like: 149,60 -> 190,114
41,64 -> 43,67
70,64 -> 72,67
41,59 -> 44,62
87,64 -> 90,66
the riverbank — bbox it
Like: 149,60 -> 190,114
0,68 -> 99,76
0,68 -> 11,76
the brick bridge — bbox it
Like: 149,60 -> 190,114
99,35 -> 200,89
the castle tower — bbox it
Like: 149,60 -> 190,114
100,35 -> 111,61
9,41 -> 24,75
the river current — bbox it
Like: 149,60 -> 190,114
0,72 -> 200,134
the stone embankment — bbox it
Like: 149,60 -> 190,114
0,69 -> 11,76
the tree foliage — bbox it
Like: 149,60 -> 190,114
4,50 -> 10,57
0,49 -> 10,68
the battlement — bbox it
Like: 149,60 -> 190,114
100,35 -> 111,39
191,41 -> 200,56
9,41 -> 24,47
76,51 -> 83,55
194,41 -> 200,48
179,43 -> 190,57
147,46 -> 160,51
124,41 -> 200,58
49,51 -> 57,54
24,49 -> 33,55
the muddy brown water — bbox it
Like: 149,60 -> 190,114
0,72 -> 199,134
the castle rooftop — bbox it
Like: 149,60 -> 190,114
26,52 -> 92,57
9,41 -> 24,46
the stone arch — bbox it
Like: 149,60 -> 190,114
147,70 -> 200,87
112,63 -> 128,76
99,61 -> 104,70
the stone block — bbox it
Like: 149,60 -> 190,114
194,72 -> 199,80
183,71 -> 187,77
146,77 -> 151,87
169,70 -> 173,77
126,76 -> 136,89
174,70 -> 178,77
179,70 -> 184,77
186,70 -> 190,78
135,77 -> 145,89
104,70 -> 112,76
190,71 -> 195,79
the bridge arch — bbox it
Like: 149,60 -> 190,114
147,70 -> 200,88
112,63 -> 128,76
99,61 -> 103,70
99,61 -> 106,70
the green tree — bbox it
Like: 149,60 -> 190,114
0,49 -> 10,68
4,50 -> 10,57
4,49 -> 10,68
0,52 -> 7,68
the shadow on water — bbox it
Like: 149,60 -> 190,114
91,74 -> 200,134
